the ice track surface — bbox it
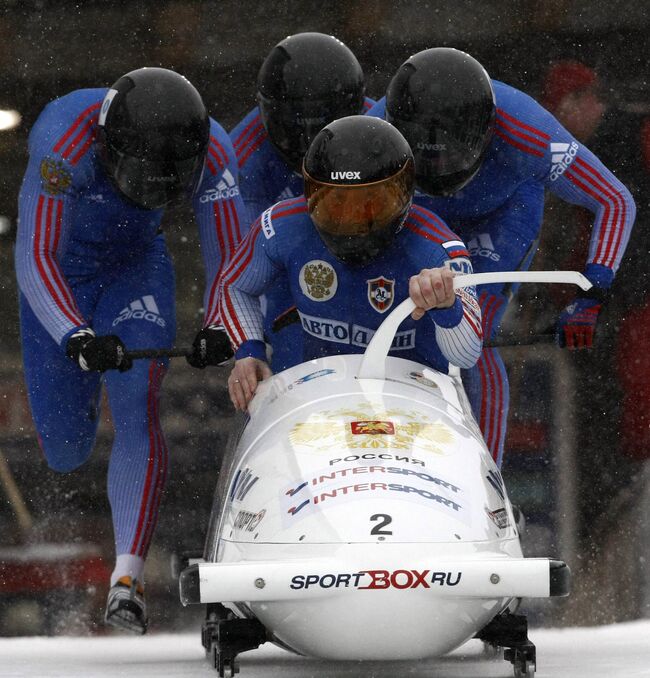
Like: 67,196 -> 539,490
2,621 -> 649,677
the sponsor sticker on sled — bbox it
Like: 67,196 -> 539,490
329,453 -> 425,467
285,465 -> 461,498
289,408 -> 454,456
408,371 -> 439,389
232,508 -> 266,533
290,569 -> 462,590
485,506 -> 510,530
351,421 -> 395,435
281,470 -> 465,524
288,369 -> 336,390
229,467 -> 259,502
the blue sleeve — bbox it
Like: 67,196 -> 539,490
543,131 -> 636,288
403,206 -> 483,369
15,90 -> 104,345
218,207 -> 285,360
193,118 -> 248,327
495,82 -> 635,288
229,107 -> 272,226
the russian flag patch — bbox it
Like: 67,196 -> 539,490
442,240 -> 470,258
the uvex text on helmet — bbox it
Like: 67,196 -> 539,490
386,48 -> 495,197
257,32 -> 365,173
97,67 -> 210,210
303,115 -> 414,267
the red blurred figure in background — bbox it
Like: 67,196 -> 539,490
617,301 -> 650,461
541,60 -> 605,143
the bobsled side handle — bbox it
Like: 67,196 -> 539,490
453,271 -> 592,291
358,298 -> 415,380
357,271 -> 592,380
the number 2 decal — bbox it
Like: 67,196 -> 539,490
370,513 -> 393,536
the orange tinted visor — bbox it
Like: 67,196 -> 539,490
304,160 -> 414,237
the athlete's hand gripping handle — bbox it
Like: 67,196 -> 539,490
358,270 -> 592,380
66,328 -> 132,373
186,325 -> 234,369
409,267 -> 456,319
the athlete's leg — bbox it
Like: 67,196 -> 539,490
19,293 -> 102,472
462,293 -> 510,467
461,181 -> 544,467
94,239 -> 176,589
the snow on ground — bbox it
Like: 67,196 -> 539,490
1,621 -> 649,678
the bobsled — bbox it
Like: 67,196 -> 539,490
179,272 -> 586,678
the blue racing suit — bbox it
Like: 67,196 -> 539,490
368,80 -> 635,466
229,98 -> 375,371
15,88 -> 246,562
219,197 -> 482,373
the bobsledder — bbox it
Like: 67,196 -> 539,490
175,271 -> 584,678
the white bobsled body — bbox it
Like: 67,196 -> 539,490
186,353 -> 565,660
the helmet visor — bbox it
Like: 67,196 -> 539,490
106,148 -> 205,210
390,113 -> 494,196
304,160 -> 413,238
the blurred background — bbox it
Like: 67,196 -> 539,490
0,0 -> 648,636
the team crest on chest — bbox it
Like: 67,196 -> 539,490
300,260 -> 338,301
367,276 -> 395,313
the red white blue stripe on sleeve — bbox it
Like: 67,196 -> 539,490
196,134 -> 246,327
434,289 -> 483,369
496,98 -> 635,281
52,102 -> 101,166
233,113 -> 268,170
537,131 -> 635,280
495,108 -> 549,158
218,217 -> 270,348
14,103 -> 102,344
201,197 -> 242,326
15,186 -> 86,344
562,154 -> 635,273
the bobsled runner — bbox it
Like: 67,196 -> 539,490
179,272 -> 585,678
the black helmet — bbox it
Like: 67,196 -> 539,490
303,115 -> 414,266
386,48 -> 495,197
257,32 -> 365,173
97,67 -> 210,210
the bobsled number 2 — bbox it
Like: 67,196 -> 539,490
290,569 -> 462,590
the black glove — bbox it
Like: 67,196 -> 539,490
186,325 -> 234,369
66,328 -> 132,373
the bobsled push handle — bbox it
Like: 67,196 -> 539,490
126,347 -> 191,360
357,271 -> 592,380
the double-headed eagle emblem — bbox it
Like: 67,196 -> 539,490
290,408 -> 454,455
40,157 -> 72,196
303,261 -> 336,300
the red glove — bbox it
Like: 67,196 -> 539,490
556,297 -> 603,349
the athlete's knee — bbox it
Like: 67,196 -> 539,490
38,430 -> 95,473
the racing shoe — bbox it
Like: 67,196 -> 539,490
105,576 -> 148,635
